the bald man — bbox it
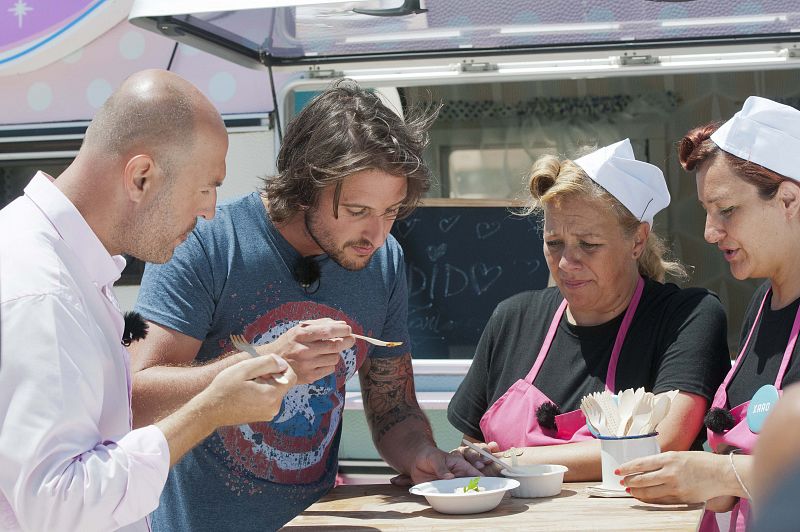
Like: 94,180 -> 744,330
0,69 -> 296,532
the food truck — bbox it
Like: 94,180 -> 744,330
128,0 -> 800,363
3,0 -> 800,479
129,0 -> 800,477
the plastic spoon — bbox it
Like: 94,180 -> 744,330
508,447 -> 522,469
627,393 -> 654,436
642,394 -> 671,435
616,389 -> 636,437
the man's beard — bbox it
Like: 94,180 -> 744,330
304,207 -> 374,271
126,218 -> 195,265
122,188 -> 196,264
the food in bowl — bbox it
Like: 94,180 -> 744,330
453,477 -> 486,493
501,464 -> 568,498
409,477 -> 519,514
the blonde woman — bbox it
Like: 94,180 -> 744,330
449,139 -> 730,480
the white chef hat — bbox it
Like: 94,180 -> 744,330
574,139 -> 670,225
711,96 -> 800,181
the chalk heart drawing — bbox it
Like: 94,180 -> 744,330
524,260 -> 541,275
438,215 -> 461,233
395,218 -> 419,238
426,243 -> 447,262
476,221 -> 501,240
471,263 -> 502,295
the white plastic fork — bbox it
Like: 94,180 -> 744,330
229,334 -> 291,384
581,396 -> 608,436
595,392 -> 620,436
461,439 -> 522,475
351,333 -> 403,347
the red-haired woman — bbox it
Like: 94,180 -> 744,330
620,96 -> 800,532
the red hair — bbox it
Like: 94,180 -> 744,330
679,122 -> 789,200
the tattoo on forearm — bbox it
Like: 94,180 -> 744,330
361,354 -> 431,443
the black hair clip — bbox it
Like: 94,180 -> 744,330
536,401 -> 562,432
293,256 -> 321,294
704,407 -> 736,434
122,311 -> 149,347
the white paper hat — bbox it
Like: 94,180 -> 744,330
711,96 -> 800,181
574,139 -> 670,224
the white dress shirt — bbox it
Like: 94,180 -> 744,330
0,173 -> 170,531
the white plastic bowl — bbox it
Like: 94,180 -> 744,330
501,464 -> 568,498
409,477 -> 519,514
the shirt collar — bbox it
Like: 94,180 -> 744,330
25,172 -> 125,288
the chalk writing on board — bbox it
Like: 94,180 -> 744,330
392,207 -> 548,358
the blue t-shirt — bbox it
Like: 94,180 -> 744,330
135,192 -> 409,531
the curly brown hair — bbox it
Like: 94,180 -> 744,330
679,123 -> 788,200
263,80 -> 438,224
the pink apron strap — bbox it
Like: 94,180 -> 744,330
716,287 -> 800,408
524,299 -> 568,383
605,276 -> 645,393
725,289 -> 771,389
728,499 -> 750,532
525,276 -> 645,391
776,299 -> 800,387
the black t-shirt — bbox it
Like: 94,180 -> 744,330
448,278 -> 730,442
726,282 -> 800,408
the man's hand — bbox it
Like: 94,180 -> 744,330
253,318 -> 354,384
619,451 -> 731,504
199,354 -> 297,427
389,445 -> 483,486
452,440 -> 503,475
358,354 -> 481,486
158,354 -> 298,467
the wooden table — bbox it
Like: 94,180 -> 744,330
282,483 -> 704,531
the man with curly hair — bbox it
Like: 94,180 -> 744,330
132,80 -> 479,531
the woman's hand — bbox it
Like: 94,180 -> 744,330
618,451 -> 731,504
451,440 -> 505,476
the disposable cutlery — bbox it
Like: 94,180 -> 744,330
229,334 -> 292,384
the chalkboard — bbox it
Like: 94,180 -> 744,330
391,206 -> 549,359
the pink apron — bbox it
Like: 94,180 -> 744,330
700,288 -> 800,532
479,277 -> 645,450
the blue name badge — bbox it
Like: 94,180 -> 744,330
747,384 -> 780,433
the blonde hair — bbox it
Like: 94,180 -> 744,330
523,154 -> 686,283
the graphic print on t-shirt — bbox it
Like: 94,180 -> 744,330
215,301 -> 367,485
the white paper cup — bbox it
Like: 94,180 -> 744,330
599,433 -> 660,491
